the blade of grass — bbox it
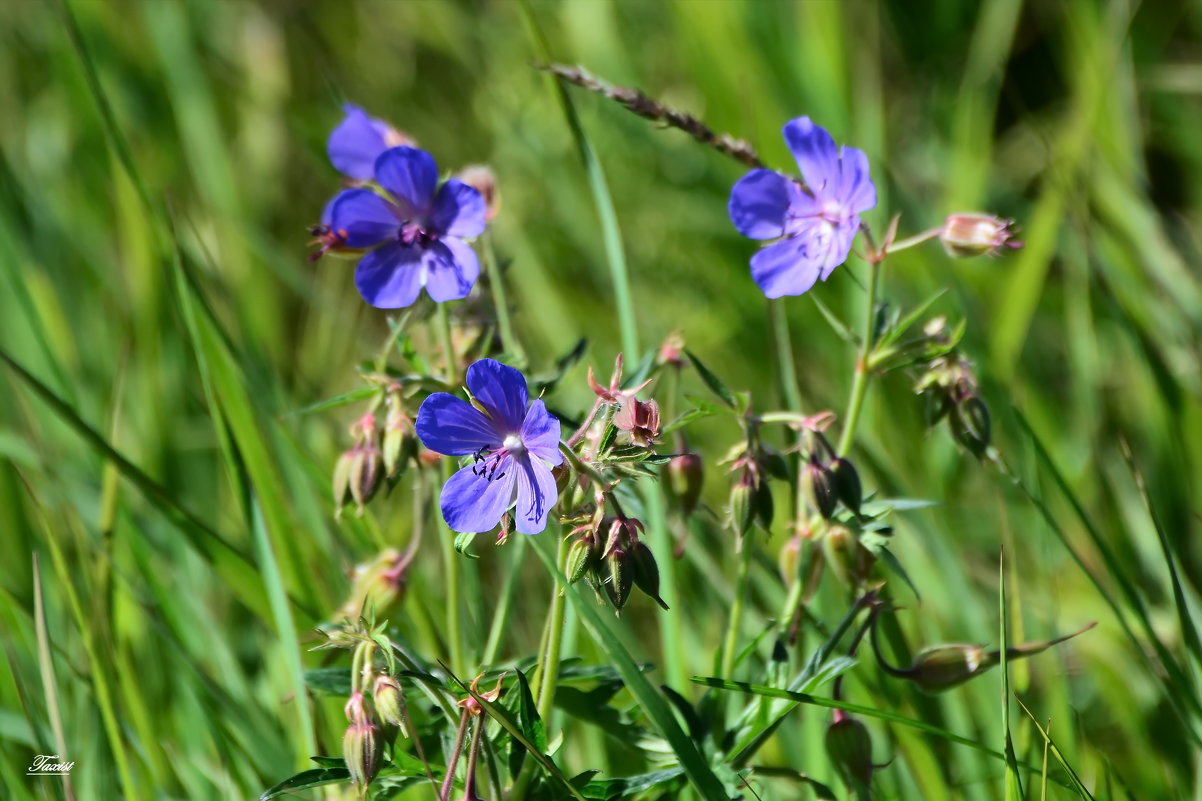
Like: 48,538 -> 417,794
32,553 -> 75,801
999,549 -> 1024,801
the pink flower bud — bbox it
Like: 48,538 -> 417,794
939,213 -> 1021,258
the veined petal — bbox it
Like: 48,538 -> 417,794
430,179 -> 487,239
836,146 -> 876,214
355,241 -> 423,308
520,399 -> 562,465
375,147 -> 438,217
728,169 -> 796,240
422,239 -> 479,303
329,189 -> 399,248
466,359 -> 528,432
513,455 -> 557,535
441,461 -> 516,534
817,217 -> 860,280
783,117 -> 839,194
328,105 -> 389,181
749,237 -> 822,299
416,393 -> 501,455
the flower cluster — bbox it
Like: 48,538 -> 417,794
314,105 -> 488,309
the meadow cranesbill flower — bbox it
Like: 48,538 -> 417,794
416,359 -> 562,534
327,104 -> 415,182
728,117 -> 876,298
329,146 -> 486,308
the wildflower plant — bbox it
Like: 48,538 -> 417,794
261,72 -> 1097,801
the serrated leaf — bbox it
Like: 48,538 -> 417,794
684,349 -> 736,410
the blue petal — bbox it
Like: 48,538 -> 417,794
513,454 -> 557,535
783,117 -> 840,193
440,460 -> 516,534
816,218 -> 860,280
416,393 -> 502,455
429,179 -> 487,239
836,146 -> 876,214
329,189 -> 399,247
375,147 -> 438,218
728,170 -> 796,240
466,359 -> 528,432
328,105 -> 389,181
749,237 -> 822,299
422,239 -> 479,303
520,399 -> 562,466
355,241 -> 423,308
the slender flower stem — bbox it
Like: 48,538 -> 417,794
436,303 -> 456,382
439,710 -> 472,801
720,541 -> 754,679
438,461 -> 465,676
837,258 -> 881,456
482,231 -> 525,363
769,299 -> 803,415
885,225 -> 943,254
534,533 -> 569,723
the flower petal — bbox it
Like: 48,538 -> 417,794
728,169 -> 796,240
513,455 -> 557,535
749,237 -> 822,299
466,359 -> 528,432
374,147 -> 438,218
355,241 -> 423,308
416,393 -> 502,455
327,105 -> 389,181
440,460 -> 516,534
783,117 -> 839,193
430,179 -> 487,239
520,399 -> 562,466
816,217 -> 860,280
329,189 -> 399,248
422,239 -> 480,303
836,146 -> 876,215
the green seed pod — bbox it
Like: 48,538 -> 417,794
665,451 -> 704,516
564,535 -> 596,585
951,396 -> 991,458
630,541 -> 669,610
909,644 -> 997,693
824,715 -> 875,790
728,476 -> 755,536
604,547 -> 633,610
381,402 -> 413,479
804,458 -> 838,519
343,720 -> 381,788
371,674 -> 407,733
753,479 -> 775,530
823,525 -> 875,588
828,457 -> 863,515
778,536 -> 803,593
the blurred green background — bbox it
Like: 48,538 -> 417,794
2,0 -> 1201,798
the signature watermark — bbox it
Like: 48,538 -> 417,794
26,754 -> 75,776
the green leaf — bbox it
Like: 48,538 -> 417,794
455,530 -> 481,557
303,668 -> 352,696
580,768 -> 686,800
259,767 -> 351,800
530,535 -> 730,801
684,349 -> 737,410
279,386 -> 379,418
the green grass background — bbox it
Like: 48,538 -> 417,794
2,0 -> 1201,798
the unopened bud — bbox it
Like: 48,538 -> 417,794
824,715 -> 875,789
382,397 -> 414,478
665,451 -> 704,516
564,535 -> 597,585
778,536 -> 803,592
333,449 -> 356,518
803,458 -> 838,519
604,547 -> 633,611
343,691 -> 382,788
630,541 -> 669,610
456,165 -> 500,221
340,549 -> 408,620
828,457 -> 862,515
349,444 -> 383,512
372,674 -> 407,733
909,644 -> 997,693
940,213 -> 1021,258
823,525 -> 875,587
728,475 -> 755,535
951,395 -> 991,458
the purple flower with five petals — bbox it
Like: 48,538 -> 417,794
327,104 -> 413,182
416,359 -> 563,535
329,146 -> 486,308
728,117 -> 876,298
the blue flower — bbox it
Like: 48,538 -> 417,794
327,104 -> 412,182
416,359 -> 563,535
329,147 -> 486,308
728,117 -> 876,298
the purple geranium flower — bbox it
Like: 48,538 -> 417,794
327,104 -> 412,182
416,359 -> 563,535
329,146 -> 486,308
728,117 -> 876,298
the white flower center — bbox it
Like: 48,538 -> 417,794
503,434 -> 525,455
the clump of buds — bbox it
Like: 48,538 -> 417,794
568,513 -> 669,613
873,619 -> 1096,693
337,548 -> 412,621
722,434 -> 785,539
916,353 -> 991,458
334,413 -> 384,518
343,691 -> 382,791
798,425 -> 865,520
381,386 -> 417,480
824,711 -> 880,792
939,213 -> 1022,258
